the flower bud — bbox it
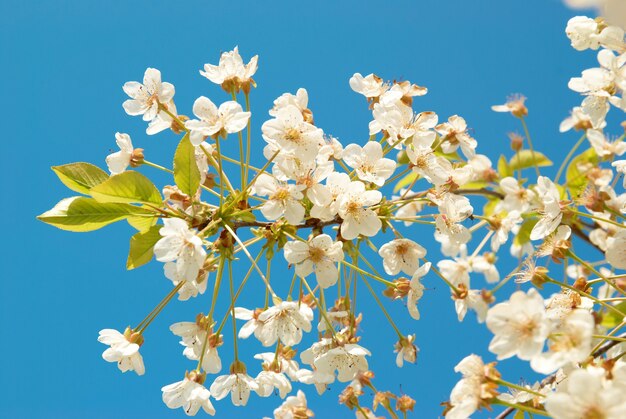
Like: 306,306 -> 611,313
129,148 -> 145,167
509,133 -> 524,152
171,114 -> 189,134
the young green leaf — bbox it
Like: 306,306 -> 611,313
127,213 -> 158,232
508,150 -> 553,172
514,218 -> 539,246
566,148 -> 598,199
52,162 -> 110,195
497,155 -> 512,177
393,172 -> 418,193
173,134 -> 201,196
37,197 -> 153,232
90,171 -> 163,206
126,225 -> 163,270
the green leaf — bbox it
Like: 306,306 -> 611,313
52,162 -> 109,194
173,134 -> 201,196
509,150 -> 553,172
566,148 -> 598,199
37,197 -> 153,232
126,225 -> 163,269
513,410 -> 525,419
90,171 -> 162,206
483,198 -> 499,217
393,171 -> 418,193
514,218 -> 539,246
127,212 -> 158,232
601,302 -> 626,328
497,155 -> 512,177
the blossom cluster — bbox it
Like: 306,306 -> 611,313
38,4 -> 626,418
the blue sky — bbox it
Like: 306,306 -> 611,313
0,0 -> 603,417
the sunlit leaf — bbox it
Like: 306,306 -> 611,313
52,162 -> 109,195
126,225 -> 163,270
90,171 -> 162,206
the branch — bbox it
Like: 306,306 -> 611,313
456,188 -> 504,200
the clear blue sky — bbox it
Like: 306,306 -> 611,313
1,0 -> 600,417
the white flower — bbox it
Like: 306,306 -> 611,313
283,234 -> 344,289
302,342 -> 370,382
565,16 -> 624,52
252,173 -> 306,224
210,373 -> 260,407
97,328 -> 145,375
254,352 -> 302,382
491,95 -> 528,117
154,218 -> 207,283
530,176 -> 563,241
200,46 -> 258,93
587,128 -> 626,157
530,309 -> 594,374
394,334 -> 419,367
486,288 -> 551,361
435,115 -> 477,159
370,104 -> 437,148
446,355 -> 498,419
406,139 -> 454,186
606,230 -> 626,269
490,211 -> 523,252
434,194 -> 473,252
545,366 -> 626,419
349,73 -> 387,100
147,100 -> 177,135
342,142 -> 396,186
161,373 -> 216,416
256,370 -> 292,398
498,177 -> 535,213
378,238 -> 426,276
238,301 -> 314,347
408,262 -> 430,320
270,390 -> 312,419
560,107 -> 593,132
270,88 -> 310,117
262,105 -> 324,159
123,68 -> 175,121
106,133 -> 134,175
185,96 -> 250,146
310,172 -> 351,221
566,16 -> 602,51
455,289 -> 489,323
337,181 -> 382,240
170,320 -> 222,374
612,159 -> 626,188
569,49 -> 626,103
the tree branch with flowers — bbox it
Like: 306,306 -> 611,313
39,3 -> 626,417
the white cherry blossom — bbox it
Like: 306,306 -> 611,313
342,142 -> 396,186
378,238 -> 426,276
486,289 -> 551,361
209,372 -> 260,407
283,234 -> 344,289
337,181 -> 382,240
161,373 -> 216,416
154,218 -> 206,283
123,68 -> 175,121
98,328 -> 145,375
185,96 -> 250,145
106,132 -> 135,175
252,173 -> 306,225
200,46 -> 258,93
